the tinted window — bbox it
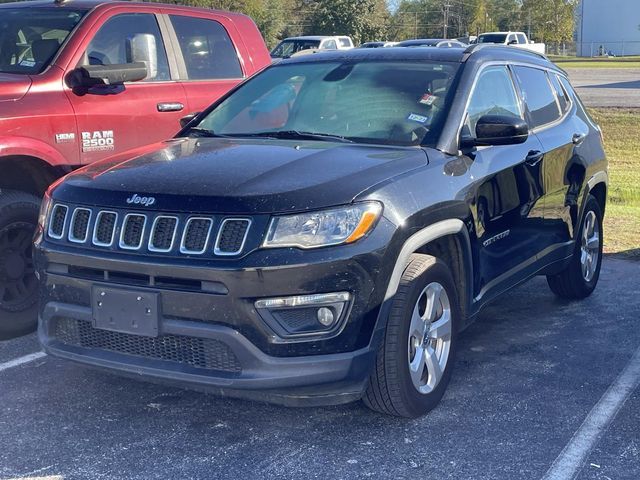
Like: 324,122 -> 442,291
513,66 -> 561,127
338,38 -> 352,48
0,8 -> 85,74
271,39 -> 320,58
196,60 -> 460,147
84,14 -> 170,81
170,15 -> 242,80
477,33 -> 507,44
517,33 -> 527,44
465,66 -> 522,137
550,73 -> 571,114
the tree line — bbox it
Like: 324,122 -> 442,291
159,0 -> 577,47
0,0 -> 577,48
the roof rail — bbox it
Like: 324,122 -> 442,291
462,43 -> 549,62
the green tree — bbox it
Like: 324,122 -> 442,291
306,0 -> 390,44
522,0 -> 577,44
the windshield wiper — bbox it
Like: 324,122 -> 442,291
225,130 -> 354,143
186,127 -> 220,138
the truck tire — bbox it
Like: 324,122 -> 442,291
363,254 -> 459,417
547,194 -> 603,299
0,189 -> 41,340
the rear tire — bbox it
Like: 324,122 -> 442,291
547,194 -> 603,299
363,254 -> 459,418
0,189 -> 41,340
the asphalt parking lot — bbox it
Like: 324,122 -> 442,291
566,68 -> 640,108
1,257 -> 639,480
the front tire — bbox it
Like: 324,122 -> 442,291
547,194 -> 603,299
0,189 -> 41,340
364,254 -> 459,418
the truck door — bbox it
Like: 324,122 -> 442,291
463,65 -> 547,297
164,14 -> 246,117
65,11 -> 188,164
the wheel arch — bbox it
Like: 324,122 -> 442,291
383,219 -> 474,328
0,155 -> 68,198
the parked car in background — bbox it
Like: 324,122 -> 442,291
475,31 -> 546,55
397,38 -> 467,48
36,45 -> 607,418
0,0 -> 270,339
270,36 -> 354,60
359,41 -> 398,48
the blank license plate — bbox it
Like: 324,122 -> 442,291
91,285 -> 160,337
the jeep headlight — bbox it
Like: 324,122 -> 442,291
263,202 -> 382,249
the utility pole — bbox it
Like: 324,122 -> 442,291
443,2 -> 451,39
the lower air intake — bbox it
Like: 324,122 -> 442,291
54,317 -> 242,374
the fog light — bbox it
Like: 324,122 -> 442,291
317,307 -> 334,326
255,292 -> 351,339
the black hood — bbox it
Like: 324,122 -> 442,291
54,138 -> 428,214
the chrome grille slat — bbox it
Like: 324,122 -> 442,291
149,216 -> 179,252
68,208 -> 92,243
214,218 -> 251,256
92,211 -> 118,247
48,204 -> 68,240
180,217 -> 213,255
119,214 -> 147,250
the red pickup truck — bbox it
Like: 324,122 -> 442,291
0,0 -> 270,338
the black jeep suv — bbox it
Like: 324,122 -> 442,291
35,46 -> 607,417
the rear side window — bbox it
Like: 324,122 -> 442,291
84,14 -> 170,81
465,65 -> 522,137
169,15 -> 242,80
513,66 -> 561,128
338,38 -> 352,48
322,39 -> 337,50
549,73 -> 571,114
517,33 -> 527,44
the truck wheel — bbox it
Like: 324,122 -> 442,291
0,190 -> 41,340
363,254 -> 459,418
547,194 -> 603,299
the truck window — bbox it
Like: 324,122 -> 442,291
83,14 -> 170,81
512,66 -> 561,128
0,8 -> 85,74
322,39 -> 338,50
169,15 -> 243,80
464,66 -> 522,137
516,33 -> 527,44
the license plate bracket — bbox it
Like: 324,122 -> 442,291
91,285 -> 160,337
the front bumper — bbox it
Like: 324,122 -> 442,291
35,221 -> 396,405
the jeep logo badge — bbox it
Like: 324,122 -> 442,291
126,194 -> 156,207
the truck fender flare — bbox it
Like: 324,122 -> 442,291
0,136 -> 69,167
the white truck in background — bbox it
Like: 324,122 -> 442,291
475,31 -> 546,55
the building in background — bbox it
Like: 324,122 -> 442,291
576,0 -> 640,56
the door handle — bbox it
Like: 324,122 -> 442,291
525,150 -> 544,167
157,102 -> 184,112
572,132 -> 586,145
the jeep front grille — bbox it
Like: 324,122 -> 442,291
47,203 -> 252,257
54,317 -> 242,374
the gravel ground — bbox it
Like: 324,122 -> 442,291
0,257 -> 639,480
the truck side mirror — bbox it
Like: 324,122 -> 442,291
127,33 -> 158,80
508,39 -> 518,45
68,63 -> 149,89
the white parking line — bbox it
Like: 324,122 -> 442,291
0,351 -> 47,373
542,346 -> 640,480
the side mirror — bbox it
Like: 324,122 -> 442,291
69,62 -> 148,88
127,33 -> 158,80
461,115 -> 529,148
180,112 -> 201,128
508,39 -> 518,45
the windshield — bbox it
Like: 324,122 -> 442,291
271,40 -> 321,58
0,8 -> 85,74
477,34 -> 507,44
192,60 -> 460,147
